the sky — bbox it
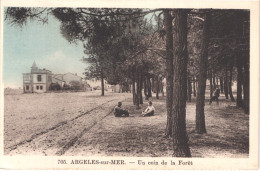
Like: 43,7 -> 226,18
3,14 -> 86,88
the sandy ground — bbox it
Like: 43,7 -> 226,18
4,90 -> 128,155
4,90 -> 248,157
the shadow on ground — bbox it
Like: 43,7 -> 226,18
65,94 -> 249,158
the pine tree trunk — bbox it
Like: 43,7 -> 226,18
243,55 -> 249,114
101,68 -> 105,96
187,75 -> 192,102
209,70 -> 213,99
193,77 -> 196,97
152,77 -> 156,93
144,76 -> 148,99
156,76 -> 160,99
172,9 -> 191,157
127,80 -> 130,93
132,67 -> 136,105
195,12 -> 211,134
135,91 -> 139,109
220,77 -> 224,93
213,72 -> 216,89
224,67 -> 229,99
135,68 -> 140,109
139,72 -> 143,104
163,9 -> 174,138
236,55 -> 243,107
228,66 -> 235,102
147,77 -> 152,98
160,77 -> 164,96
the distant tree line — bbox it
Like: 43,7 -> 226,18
49,81 -> 84,91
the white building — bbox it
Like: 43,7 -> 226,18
23,61 -> 52,93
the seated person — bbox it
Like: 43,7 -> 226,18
142,101 -> 155,117
114,102 -> 129,117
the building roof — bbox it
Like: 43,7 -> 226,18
31,61 -> 38,68
63,72 -> 83,79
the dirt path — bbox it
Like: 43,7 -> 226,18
5,91 -> 128,155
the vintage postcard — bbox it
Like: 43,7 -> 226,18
0,0 -> 259,170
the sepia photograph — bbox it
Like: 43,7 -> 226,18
0,0 -> 259,170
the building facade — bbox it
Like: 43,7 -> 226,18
23,62 -> 86,93
63,73 -> 82,85
23,61 -> 52,93
52,74 -> 64,88
62,73 -> 84,90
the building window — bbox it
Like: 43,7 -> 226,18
37,75 -> 42,82
40,86 -> 43,90
26,85 -> 29,90
24,75 -> 30,82
36,86 -> 39,90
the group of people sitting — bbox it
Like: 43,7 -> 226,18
114,101 -> 155,117
114,87 -> 220,117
